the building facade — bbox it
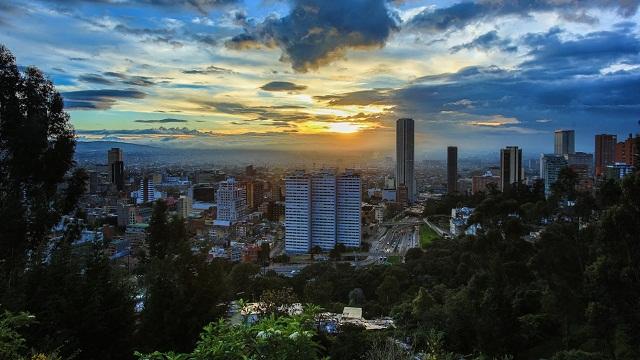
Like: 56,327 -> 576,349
595,134 -> 617,177
615,134 -> 637,166
215,178 -> 246,226
554,130 -> 575,155
540,154 -> 568,197
284,170 -> 361,253
447,146 -> 458,194
472,171 -> 500,194
396,118 -> 415,203
500,146 -> 523,191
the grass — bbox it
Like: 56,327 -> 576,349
387,256 -> 402,265
420,224 -> 440,248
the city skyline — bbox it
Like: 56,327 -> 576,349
1,0 -> 639,154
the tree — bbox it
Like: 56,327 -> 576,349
0,45 -> 76,302
138,201 -> 229,353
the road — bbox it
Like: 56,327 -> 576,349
363,217 -> 421,265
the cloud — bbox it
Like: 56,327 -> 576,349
226,0 -> 400,72
260,81 -> 307,91
78,72 -> 156,87
468,115 -> 520,127
314,89 -> 394,106
450,30 -> 517,53
182,65 -> 236,74
317,26 -> 640,142
134,118 -> 188,123
63,89 -> 146,110
39,0 -> 239,14
406,0 -> 640,34
78,73 -> 115,85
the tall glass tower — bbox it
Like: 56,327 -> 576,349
396,118 -> 415,203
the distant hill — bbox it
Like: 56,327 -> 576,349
76,141 -> 161,154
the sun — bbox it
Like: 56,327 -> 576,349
327,122 -> 361,134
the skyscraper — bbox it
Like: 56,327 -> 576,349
447,146 -> 458,193
540,154 -> 568,197
554,130 -> 575,155
284,172 -> 312,253
336,170 -> 362,248
595,134 -> 617,177
396,118 -> 415,203
284,170 -> 361,253
108,148 -> 124,190
615,134 -> 637,165
215,178 -> 246,226
500,146 -> 523,191
311,171 -> 337,251
177,195 -> 192,219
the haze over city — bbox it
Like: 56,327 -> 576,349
2,0 -> 639,156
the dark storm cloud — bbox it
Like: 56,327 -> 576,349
226,0 -> 400,72
260,81 -> 307,91
63,89 -> 146,110
450,30 -> 517,53
407,0 -> 640,33
134,118 -> 188,123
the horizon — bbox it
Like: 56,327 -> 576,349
2,0 -> 639,155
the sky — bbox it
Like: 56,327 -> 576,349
1,0 -> 639,156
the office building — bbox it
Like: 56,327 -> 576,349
606,163 -> 634,180
565,152 -> 593,176
500,146 -> 524,191
595,134 -> 617,177
615,134 -> 637,165
111,161 -> 124,191
540,154 -> 568,197
284,170 -> 362,253
177,195 -> 192,219
133,176 -> 160,204
447,146 -> 458,193
107,148 -> 125,191
396,118 -> 415,203
472,171 -> 501,194
215,178 -> 246,226
117,203 -> 137,227
108,147 -> 123,166
246,180 -> 264,210
396,184 -> 408,206
554,130 -> 575,155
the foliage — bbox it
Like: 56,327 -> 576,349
0,310 -> 34,359
136,311 -> 321,360
138,200 -> 229,353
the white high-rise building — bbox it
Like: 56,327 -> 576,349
284,170 -> 361,253
177,195 -> 192,219
311,171 -> 337,250
396,118 -> 415,203
285,172 -> 312,253
337,170 -> 362,248
215,178 -> 246,226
